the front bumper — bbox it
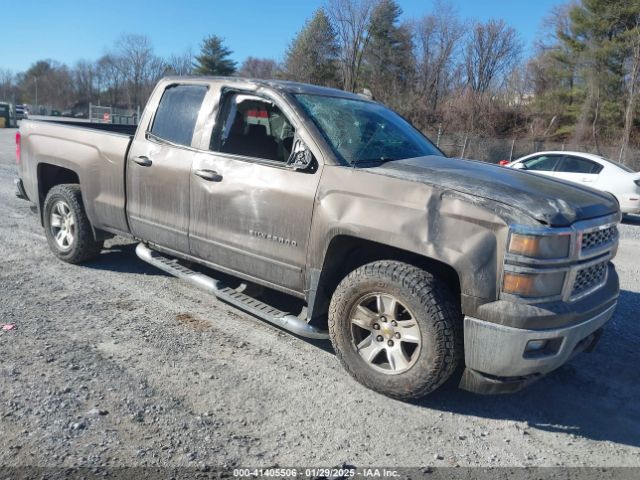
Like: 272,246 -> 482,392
464,303 -> 613,372
460,305 -> 613,394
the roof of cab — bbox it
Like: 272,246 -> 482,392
160,75 -> 366,100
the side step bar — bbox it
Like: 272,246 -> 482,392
135,243 -> 329,339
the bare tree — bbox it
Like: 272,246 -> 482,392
95,54 -> 125,107
166,49 -> 194,76
327,0 -> 376,92
237,57 -> 279,79
73,60 -> 96,105
114,34 -> 164,109
413,2 -> 465,110
0,69 -> 17,101
18,60 -> 74,109
464,19 -> 522,95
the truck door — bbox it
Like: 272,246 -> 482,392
189,91 -> 322,293
126,83 -> 208,253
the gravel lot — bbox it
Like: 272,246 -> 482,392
1,126 -> 639,470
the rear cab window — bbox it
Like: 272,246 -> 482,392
150,84 -> 208,147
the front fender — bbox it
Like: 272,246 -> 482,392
308,166 -> 512,301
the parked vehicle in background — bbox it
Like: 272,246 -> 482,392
15,104 -> 28,120
15,77 -> 621,399
0,102 -> 17,128
507,152 -> 640,215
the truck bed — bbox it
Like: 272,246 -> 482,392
39,119 -> 137,136
18,119 -> 135,236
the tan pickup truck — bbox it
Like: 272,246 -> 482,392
15,77 -> 621,399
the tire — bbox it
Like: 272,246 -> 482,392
43,184 -> 103,264
328,260 -> 462,400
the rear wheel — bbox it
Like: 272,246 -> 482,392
43,184 -> 103,263
328,260 -> 462,400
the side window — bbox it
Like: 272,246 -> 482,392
150,84 -> 208,147
211,93 -> 295,163
559,156 -> 603,174
522,155 -> 560,171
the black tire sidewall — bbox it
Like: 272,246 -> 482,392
329,262 -> 460,399
43,185 -> 102,263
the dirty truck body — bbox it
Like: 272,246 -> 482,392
15,77 -> 620,399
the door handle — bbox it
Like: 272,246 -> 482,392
132,155 -> 152,167
581,176 -> 593,182
194,169 -> 223,182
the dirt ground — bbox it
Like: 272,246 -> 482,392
1,127 -> 639,470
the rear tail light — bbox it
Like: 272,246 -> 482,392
15,131 -> 21,165
498,160 -> 510,166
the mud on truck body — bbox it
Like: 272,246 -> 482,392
15,77 -> 620,399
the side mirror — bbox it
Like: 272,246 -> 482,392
288,140 -> 314,171
512,163 -> 527,170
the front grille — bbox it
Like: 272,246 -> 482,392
572,261 -> 607,297
582,225 -> 617,252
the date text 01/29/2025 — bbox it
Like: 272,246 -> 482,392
232,468 -> 400,478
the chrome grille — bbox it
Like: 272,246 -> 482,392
572,261 -> 607,297
582,225 -> 617,252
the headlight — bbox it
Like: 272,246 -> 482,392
508,232 -> 570,259
503,271 -> 565,298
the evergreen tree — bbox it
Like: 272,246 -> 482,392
361,0 -> 414,106
560,0 -> 640,149
193,35 -> 236,76
283,8 -> 340,86
529,5 -> 581,137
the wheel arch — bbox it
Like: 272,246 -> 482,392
306,234 -> 461,328
37,163 -> 112,242
37,163 -> 80,226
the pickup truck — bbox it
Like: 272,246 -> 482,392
15,76 -> 620,399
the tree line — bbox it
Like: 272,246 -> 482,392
1,0 -> 639,164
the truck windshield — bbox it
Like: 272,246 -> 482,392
295,94 -> 442,165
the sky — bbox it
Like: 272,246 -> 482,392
1,0 -> 567,73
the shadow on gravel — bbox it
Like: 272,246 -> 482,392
82,243 -> 169,276
414,289 -> 640,449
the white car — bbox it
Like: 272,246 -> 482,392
507,151 -> 640,215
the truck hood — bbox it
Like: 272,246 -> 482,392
370,156 -> 619,226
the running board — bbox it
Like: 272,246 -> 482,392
135,243 -> 329,339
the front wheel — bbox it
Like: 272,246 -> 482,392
328,261 -> 462,400
43,184 -> 103,264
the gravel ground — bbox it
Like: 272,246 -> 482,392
1,127 -> 639,469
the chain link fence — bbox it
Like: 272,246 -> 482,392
427,130 -> 640,171
90,104 -> 139,125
